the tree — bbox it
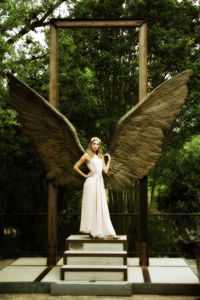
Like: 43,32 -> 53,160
0,0 -> 200,256
156,135 -> 200,213
0,0 -> 68,256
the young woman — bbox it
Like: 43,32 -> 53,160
73,137 -> 118,239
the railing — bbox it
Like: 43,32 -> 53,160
0,212 -> 199,258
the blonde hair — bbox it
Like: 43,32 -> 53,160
86,138 -> 104,160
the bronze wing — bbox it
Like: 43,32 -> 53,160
104,69 -> 193,191
8,73 -> 85,189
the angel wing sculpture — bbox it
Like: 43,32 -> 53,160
8,69 -> 193,191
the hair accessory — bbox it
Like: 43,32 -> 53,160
91,137 -> 101,143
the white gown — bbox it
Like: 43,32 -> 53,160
80,154 -> 116,237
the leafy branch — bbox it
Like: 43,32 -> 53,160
6,0 -> 66,44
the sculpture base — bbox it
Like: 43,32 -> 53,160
60,234 -> 128,281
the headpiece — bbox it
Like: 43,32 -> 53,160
90,137 -> 101,143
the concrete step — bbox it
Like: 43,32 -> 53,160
60,265 -> 127,281
63,250 -> 127,265
51,281 -> 132,296
66,235 -> 127,251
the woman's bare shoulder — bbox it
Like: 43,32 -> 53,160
81,152 -> 90,161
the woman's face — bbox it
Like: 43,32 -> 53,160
91,140 -> 100,153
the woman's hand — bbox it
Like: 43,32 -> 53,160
104,153 -> 111,163
73,153 -> 92,179
86,171 -> 94,178
103,153 -> 111,174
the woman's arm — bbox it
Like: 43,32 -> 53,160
73,153 -> 93,178
103,153 -> 111,174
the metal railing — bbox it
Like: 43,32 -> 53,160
0,212 -> 199,258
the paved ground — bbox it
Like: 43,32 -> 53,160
0,258 -> 199,299
0,258 -> 198,284
0,294 -> 200,300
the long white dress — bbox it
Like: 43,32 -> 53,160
80,154 -> 116,237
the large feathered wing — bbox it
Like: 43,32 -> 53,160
8,73 -> 86,190
104,69 -> 193,191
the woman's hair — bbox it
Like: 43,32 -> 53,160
86,137 -> 104,160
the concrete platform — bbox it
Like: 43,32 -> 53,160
0,258 -> 47,282
62,234 -> 128,281
63,250 -> 126,265
61,264 -> 127,281
0,257 -> 199,295
0,265 -> 46,282
66,234 -> 127,251
51,281 -> 132,296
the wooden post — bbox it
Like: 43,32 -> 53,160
139,22 -> 149,266
49,22 -> 58,109
47,23 -> 58,266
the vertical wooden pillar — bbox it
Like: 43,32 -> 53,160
49,23 -> 58,109
139,23 -> 149,266
47,23 -> 58,266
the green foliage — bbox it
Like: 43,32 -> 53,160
155,135 -> 200,213
0,0 -> 200,256
178,228 -> 200,245
0,0 -> 67,256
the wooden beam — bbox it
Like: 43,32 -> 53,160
50,19 -> 145,28
138,22 -> 149,267
139,22 -> 147,101
47,23 -> 58,266
49,23 -> 58,109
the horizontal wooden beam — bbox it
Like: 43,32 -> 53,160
50,19 -> 145,28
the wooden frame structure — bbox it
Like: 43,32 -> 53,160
48,19 -> 148,266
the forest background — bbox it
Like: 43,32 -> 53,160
0,0 -> 200,257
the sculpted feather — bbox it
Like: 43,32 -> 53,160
104,69 -> 193,190
8,69 -> 193,191
8,73 -> 85,190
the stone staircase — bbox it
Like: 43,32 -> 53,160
60,235 -> 127,281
